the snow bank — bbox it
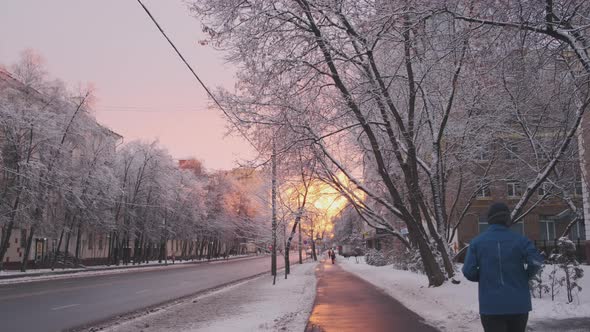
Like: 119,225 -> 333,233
338,256 -> 590,332
104,261 -> 318,332
530,264 -> 590,321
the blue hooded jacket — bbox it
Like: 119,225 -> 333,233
462,224 -> 543,315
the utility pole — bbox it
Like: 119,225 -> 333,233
283,219 -> 287,279
271,141 -> 277,284
298,221 -> 303,264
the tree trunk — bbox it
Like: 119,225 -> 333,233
158,240 -> 164,263
209,238 -> 216,260
215,239 -> 222,258
411,226 -> 445,286
125,235 -> 130,265
0,193 -> 22,270
111,232 -> 119,266
20,225 -> 36,272
298,221 -> 303,264
63,227 -> 72,269
74,222 -> 83,267
284,246 -> 289,278
51,228 -> 65,271
118,235 -> 127,266
188,241 -> 195,260
133,232 -> 142,265
311,229 -> 317,261
182,240 -> 188,260
199,238 -> 207,260
271,143 -> 277,282
107,233 -> 112,265
0,220 -> 16,271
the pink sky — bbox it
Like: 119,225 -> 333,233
0,0 -> 254,170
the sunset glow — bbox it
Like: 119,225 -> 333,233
282,172 -> 364,240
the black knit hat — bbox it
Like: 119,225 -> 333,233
487,202 -> 511,225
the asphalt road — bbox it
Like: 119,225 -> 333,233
0,255 -> 299,332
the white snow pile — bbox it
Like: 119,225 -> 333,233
339,256 -> 590,332
103,261 -> 318,332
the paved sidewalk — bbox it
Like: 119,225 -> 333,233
305,259 -> 439,332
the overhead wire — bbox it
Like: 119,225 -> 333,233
135,0 -> 261,153
97,106 -> 209,113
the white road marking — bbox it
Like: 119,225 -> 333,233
135,289 -> 151,294
51,303 -> 80,311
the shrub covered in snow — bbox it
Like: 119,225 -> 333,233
365,249 -> 391,266
363,248 -> 426,273
391,248 -> 425,274
529,237 -> 584,304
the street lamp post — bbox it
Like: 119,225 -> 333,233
271,141 -> 277,284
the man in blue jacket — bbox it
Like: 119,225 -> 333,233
462,202 -> 543,332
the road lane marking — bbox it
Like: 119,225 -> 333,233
135,289 -> 151,294
0,282 -> 114,301
51,303 -> 80,311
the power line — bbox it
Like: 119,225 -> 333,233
97,106 -> 209,113
135,0 -> 260,152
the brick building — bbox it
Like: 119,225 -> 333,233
455,132 -> 588,263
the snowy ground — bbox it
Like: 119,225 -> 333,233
338,256 -> 590,332
98,261 -> 318,332
0,255 -> 256,285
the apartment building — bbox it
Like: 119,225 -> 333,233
0,67 -> 123,269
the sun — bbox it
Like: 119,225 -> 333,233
281,172 -> 364,239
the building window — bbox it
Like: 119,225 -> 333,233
375,239 -> 381,251
480,215 -> 523,235
507,181 -> 522,198
477,180 -> 492,199
88,233 -> 94,250
538,182 -> 551,197
475,145 -> 490,161
505,142 -> 518,160
98,235 -> 104,250
568,220 -> 586,241
539,216 -> 556,241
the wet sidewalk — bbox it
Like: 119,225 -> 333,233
305,259 -> 439,332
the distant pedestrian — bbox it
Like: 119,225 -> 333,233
330,249 -> 335,264
463,202 -> 543,332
